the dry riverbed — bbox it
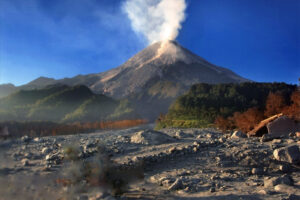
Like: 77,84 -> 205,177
0,126 -> 299,200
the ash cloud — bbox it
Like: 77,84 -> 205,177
123,0 -> 187,44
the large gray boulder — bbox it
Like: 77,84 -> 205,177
130,129 -> 175,145
267,116 -> 299,136
273,144 -> 300,164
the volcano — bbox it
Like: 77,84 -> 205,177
0,41 -> 250,120
86,40 -> 249,98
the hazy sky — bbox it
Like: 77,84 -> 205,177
0,0 -> 299,85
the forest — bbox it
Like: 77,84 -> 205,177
156,82 -> 299,131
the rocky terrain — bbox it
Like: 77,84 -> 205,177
0,126 -> 299,200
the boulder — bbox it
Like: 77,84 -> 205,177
130,129 -> 175,145
273,145 -> 300,164
264,175 -> 294,188
267,116 -> 300,137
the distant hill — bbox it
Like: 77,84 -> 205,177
156,82 -> 297,129
0,85 -> 138,122
0,84 -> 17,99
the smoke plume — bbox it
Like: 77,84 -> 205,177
123,0 -> 187,44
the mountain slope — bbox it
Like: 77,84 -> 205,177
89,40 -> 249,98
0,85 -> 137,122
0,84 -> 17,99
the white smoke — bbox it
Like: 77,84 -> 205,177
123,0 -> 187,44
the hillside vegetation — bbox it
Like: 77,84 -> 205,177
0,85 -> 138,123
156,82 -> 298,129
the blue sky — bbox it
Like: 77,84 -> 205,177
0,0 -> 299,86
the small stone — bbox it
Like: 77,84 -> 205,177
251,168 -> 264,175
272,139 -> 282,144
193,147 -> 198,152
274,184 -> 298,194
33,137 -> 42,142
21,135 -> 31,143
175,130 -> 186,139
168,179 -> 183,191
219,137 -> 226,143
21,158 -> 29,166
231,131 -> 246,139
257,189 -> 271,195
168,147 -> 177,154
279,165 -> 290,172
42,147 -> 51,154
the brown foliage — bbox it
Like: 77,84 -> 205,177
232,108 -> 264,133
0,119 -> 147,139
264,92 -> 287,117
283,90 -> 300,121
214,88 -> 299,132
214,116 -> 234,132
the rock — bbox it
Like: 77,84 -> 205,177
131,129 -> 174,145
33,137 -> 42,142
175,130 -> 187,139
279,165 -> 290,172
42,147 -> 52,154
273,144 -> 300,164
264,175 -> 294,188
231,131 -> 246,139
260,134 -> 283,142
219,137 -> 226,143
272,139 -> 282,144
21,135 -> 31,143
274,184 -> 299,195
168,147 -> 179,154
23,152 -> 33,159
168,179 -> 183,191
267,116 -> 300,137
210,187 -> 216,193
251,168 -> 264,175
45,153 -> 61,164
21,158 -> 30,166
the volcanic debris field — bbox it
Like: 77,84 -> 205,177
0,125 -> 300,200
